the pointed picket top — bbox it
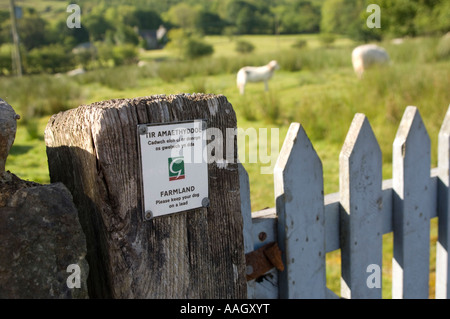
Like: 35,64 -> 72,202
393,106 -> 431,165
274,123 -> 326,299
393,106 -> 431,200
392,106 -> 432,299
341,114 -> 377,157
274,123 -> 302,178
436,104 -> 450,299
339,113 -> 383,299
274,123 -> 323,180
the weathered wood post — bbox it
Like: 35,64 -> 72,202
44,94 -> 247,298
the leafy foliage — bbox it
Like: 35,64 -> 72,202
1,0 -> 449,75
25,44 -> 75,74
235,40 -> 255,54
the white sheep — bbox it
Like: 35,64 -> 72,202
236,60 -> 280,95
352,44 -> 390,79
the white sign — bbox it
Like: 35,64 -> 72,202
138,120 -> 209,219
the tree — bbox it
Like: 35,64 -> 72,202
163,3 -> 201,31
134,9 -> 164,30
83,13 -> 113,42
381,0 -> 450,37
277,1 -> 321,34
226,0 -> 273,34
0,10 -> 9,45
165,28 -> 213,59
48,19 -> 90,48
321,0 -> 363,36
381,0 -> 418,37
196,11 -> 226,35
17,15 -> 49,51
105,25 -> 139,46
432,1 -> 450,34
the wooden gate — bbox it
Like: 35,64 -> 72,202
241,105 -> 450,299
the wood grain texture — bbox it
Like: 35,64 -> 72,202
238,163 -> 255,298
274,123 -> 326,299
44,94 -> 246,299
339,114 -> 383,299
392,106 -> 431,299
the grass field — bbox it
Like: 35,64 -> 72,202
2,34 -> 449,298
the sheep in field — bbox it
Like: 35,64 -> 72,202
236,60 -> 280,95
352,44 -> 390,79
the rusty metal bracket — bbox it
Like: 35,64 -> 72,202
245,242 -> 284,281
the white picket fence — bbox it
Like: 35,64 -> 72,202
239,105 -> 450,299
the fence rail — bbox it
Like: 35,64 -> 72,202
241,105 -> 450,299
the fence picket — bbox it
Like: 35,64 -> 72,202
436,105 -> 450,299
242,104 -> 447,299
238,163 -> 255,298
392,106 -> 432,299
274,123 -> 326,299
339,114 -> 383,299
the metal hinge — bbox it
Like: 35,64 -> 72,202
245,242 -> 284,281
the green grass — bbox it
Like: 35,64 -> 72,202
2,34 -> 449,299
0,0 -> 68,20
6,116 -> 51,184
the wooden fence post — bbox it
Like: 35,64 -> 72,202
274,123 -> 326,299
44,94 -> 247,299
436,105 -> 450,299
339,114 -> 383,299
392,106 -> 432,299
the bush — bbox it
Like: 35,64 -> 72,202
166,28 -> 214,60
95,43 -> 139,67
0,48 -> 12,75
278,50 -> 303,71
235,40 -> 255,54
72,46 -> 96,70
189,77 -> 208,93
112,44 -> 139,65
73,65 -> 138,90
183,38 -> 214,59
319,33 -> 336,47
0,74 -> 83,117
157,60 -> 192,82
291,39 -> 307,49
25,44 -> 76,74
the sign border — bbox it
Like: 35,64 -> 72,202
137,119 -> 208,221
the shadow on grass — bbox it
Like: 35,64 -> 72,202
9,145 -> 33,156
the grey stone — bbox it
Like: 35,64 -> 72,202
0,99 -> 19,173
0,174 -> 89,298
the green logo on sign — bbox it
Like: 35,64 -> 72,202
168,157 -> 185,181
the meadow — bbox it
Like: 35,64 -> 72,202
1,34 -> 449,298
